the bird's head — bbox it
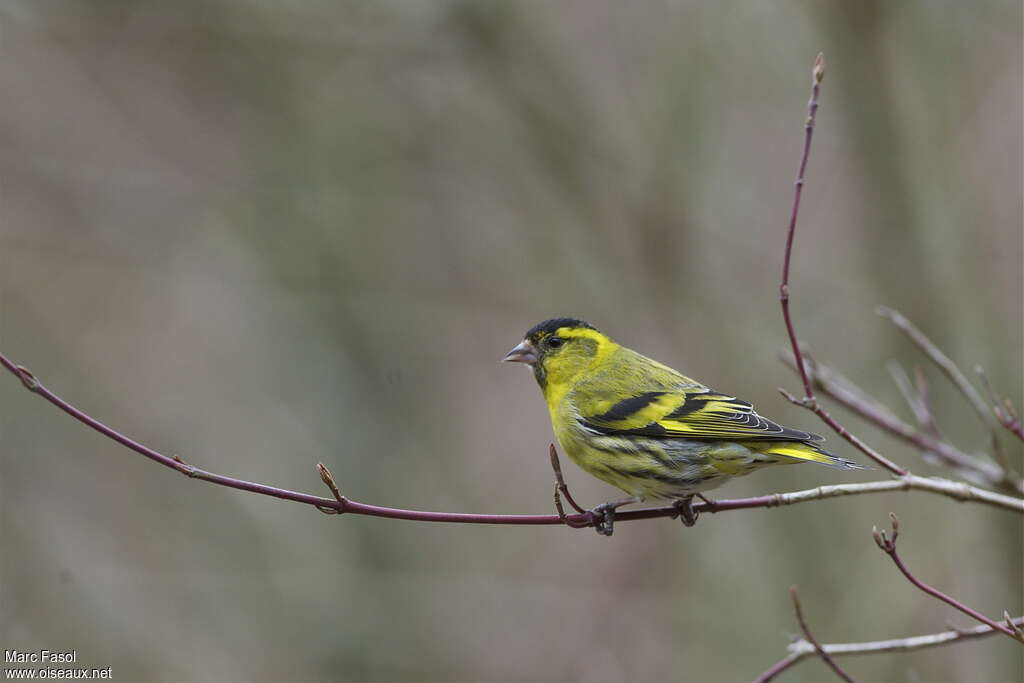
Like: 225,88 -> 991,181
503,318 -> 617,390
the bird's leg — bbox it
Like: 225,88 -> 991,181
672,495 -> 699,527
589,496 -> 640,537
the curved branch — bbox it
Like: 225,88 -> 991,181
779,53 -> 825,399
873,514 -> 1024,642
3,351 -> 1020,532
3,56 -> 1020,542
775,54 -> 906,477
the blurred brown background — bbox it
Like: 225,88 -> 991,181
2,2 -> 1021,682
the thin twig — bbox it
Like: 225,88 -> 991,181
774,54 -> 907,477
796,354 -> 992,476
877,307 -> 994,427
906,363 -> 993,471
780,354 -> 1021,494
997,409 -> 1022,440
977,366 -> 1024,442
888,362 -> 941,440
3,352 -> 1020,532
549,444 -> 589,528
1005,612 -> 1024,640
754,617 -> 1024,682
698,474 -> 1022,514
872,513 -> 1024,643
876,307 -> 1018,480
975,367 -> 1021,482
789,586 -> 857,682
779,388 -> 907,476
752,651 -> 801,683
779,52 -> 825,401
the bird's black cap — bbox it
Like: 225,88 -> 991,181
524,318 -> 595,340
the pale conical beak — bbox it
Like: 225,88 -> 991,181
502,340 -> 538,364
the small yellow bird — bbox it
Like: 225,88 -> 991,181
504,318 -> 867,535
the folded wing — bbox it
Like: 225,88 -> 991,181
578,388 -> 824,442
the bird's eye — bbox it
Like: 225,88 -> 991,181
547,336 -> 565,349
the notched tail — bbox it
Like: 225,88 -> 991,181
763,441 -> 872,470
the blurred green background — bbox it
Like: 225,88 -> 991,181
2,2 -> 1021,682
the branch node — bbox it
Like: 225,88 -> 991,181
172,455 -> 198,478
316,462 -> 347,514
15,365 -> 39,392
1004,611 -> 1024,641
779,387 -> 820,411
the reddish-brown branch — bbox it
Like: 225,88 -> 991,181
789,586 -> 857,682
779,53 -> 825,401
774,54 -> 907,477
548,444 -> 589,527
872,513 -> 1024,643
5,350 -> 1018,531
752,652 -> 803,683
2,53 -> 1018,544
779,388 -> 907,476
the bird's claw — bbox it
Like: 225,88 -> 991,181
672,496 -> 699,527
590,502 -> 617,536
